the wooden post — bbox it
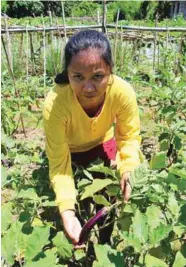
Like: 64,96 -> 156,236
4,15 -> 13,73
42,16 -> 46,90
113,9 -> 120,72
18,33 -> 24,61
102,0 -> 107,33
49,10 -> 56,74
2,35 -> 27,137
97,9 -> 100,25
26,24 -> 29,85
61,1 -> 67,43
153,13 -> 158,71
29,32 -> 36,75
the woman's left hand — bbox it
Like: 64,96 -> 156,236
120,171 -> 132,203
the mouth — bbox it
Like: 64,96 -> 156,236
84,94 -> 97,98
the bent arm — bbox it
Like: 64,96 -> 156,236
115,85 -> 142,175
43,94 -> 76,213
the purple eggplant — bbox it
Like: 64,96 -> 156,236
78,206 -> 111,245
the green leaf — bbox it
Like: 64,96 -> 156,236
1,166 -> 8,187
169,164 -> 186,179
131,210 -> 148,244
80,179 -> 113,200
17,188 -> 39,201
145,254 -> 168,267
52,231 -> 73,260
1,202 -> 12,233
130,162 -> 149,188
146,205 -> 163,230
77,178 -> 92,191
83,169 -> 93,180
150,152 -> 167,170
121,231 -> 142,253
93,244 -> 123,267
173,135 -> 182,150
93,195 -> 111,206
172,251 -> 186,267
149,224 -> 172,246
173,225 -> 186,237
24,248 -> 57,267
160,140 -> 169,151
106,184 -> 120,196
74,249 -> 86,261
25,226 -> 50,261
87,164 -> 118,179
167,192 -> 180,219
1,221 -> 25,265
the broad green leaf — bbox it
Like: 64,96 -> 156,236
123,204 -> 134,213
166,173 -> 186,192
83,169 -> 93,180
93,244 -> 123,267
1,221 -> 25,265
1,202 -> 12,233
87,164 -> 118,179
160,140 -> 169,151
80,179 -> 113,200
106,184 -> 119,196
77,178 -> 92,191
167,192 -> 180,219
74,249 -> 86,261
173,225 -> 186,237
130,162 -> 149,188
131,210 -> 148,244
146,205 -> 163,230
52,231 -> 73,260
121,231 -> 142,253
117,215 -> 132,232
93,195 -> 111,206
17,188 -> 39,201
169,164 -> 186,179
172,251 -> 186,267
150,152 -> 167,170
145,254 -> 168,267
25,226 -> 50,261
149,224 -> 172,246
173,136 -> 182,150
24,248 -> 57,267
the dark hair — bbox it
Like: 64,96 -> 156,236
55,30 -> 113,84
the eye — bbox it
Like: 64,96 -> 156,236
73,74 -> 84,81
94,74 -> 104,80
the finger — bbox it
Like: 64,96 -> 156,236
124,182 -> 132,203
120,177 -> 125,192
74,243 -> 86,249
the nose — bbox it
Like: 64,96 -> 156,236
82,80 -> 95,92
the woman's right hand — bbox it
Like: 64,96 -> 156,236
61,210 -> 85,248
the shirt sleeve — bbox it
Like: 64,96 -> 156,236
115,84 -> 142,175
43,92 -> 76,213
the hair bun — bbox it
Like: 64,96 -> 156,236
55,71 -> 69,84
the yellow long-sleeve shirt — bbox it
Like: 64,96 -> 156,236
43,74 -> 141,213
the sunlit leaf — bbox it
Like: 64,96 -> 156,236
80,179 -> 113,200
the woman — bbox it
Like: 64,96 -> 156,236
43,30 -> 142,247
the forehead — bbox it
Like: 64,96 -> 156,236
68,48 -> 108,72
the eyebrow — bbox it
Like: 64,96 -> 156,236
71,70 -> 105,74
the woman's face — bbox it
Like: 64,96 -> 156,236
68,48 -> 111,104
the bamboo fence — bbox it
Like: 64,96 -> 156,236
1,7 -> 186,135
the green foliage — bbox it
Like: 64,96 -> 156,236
113,1 -> 142,21
71,1 -> 100,17
7,1 -> 45,18
1,0 -> 8,13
